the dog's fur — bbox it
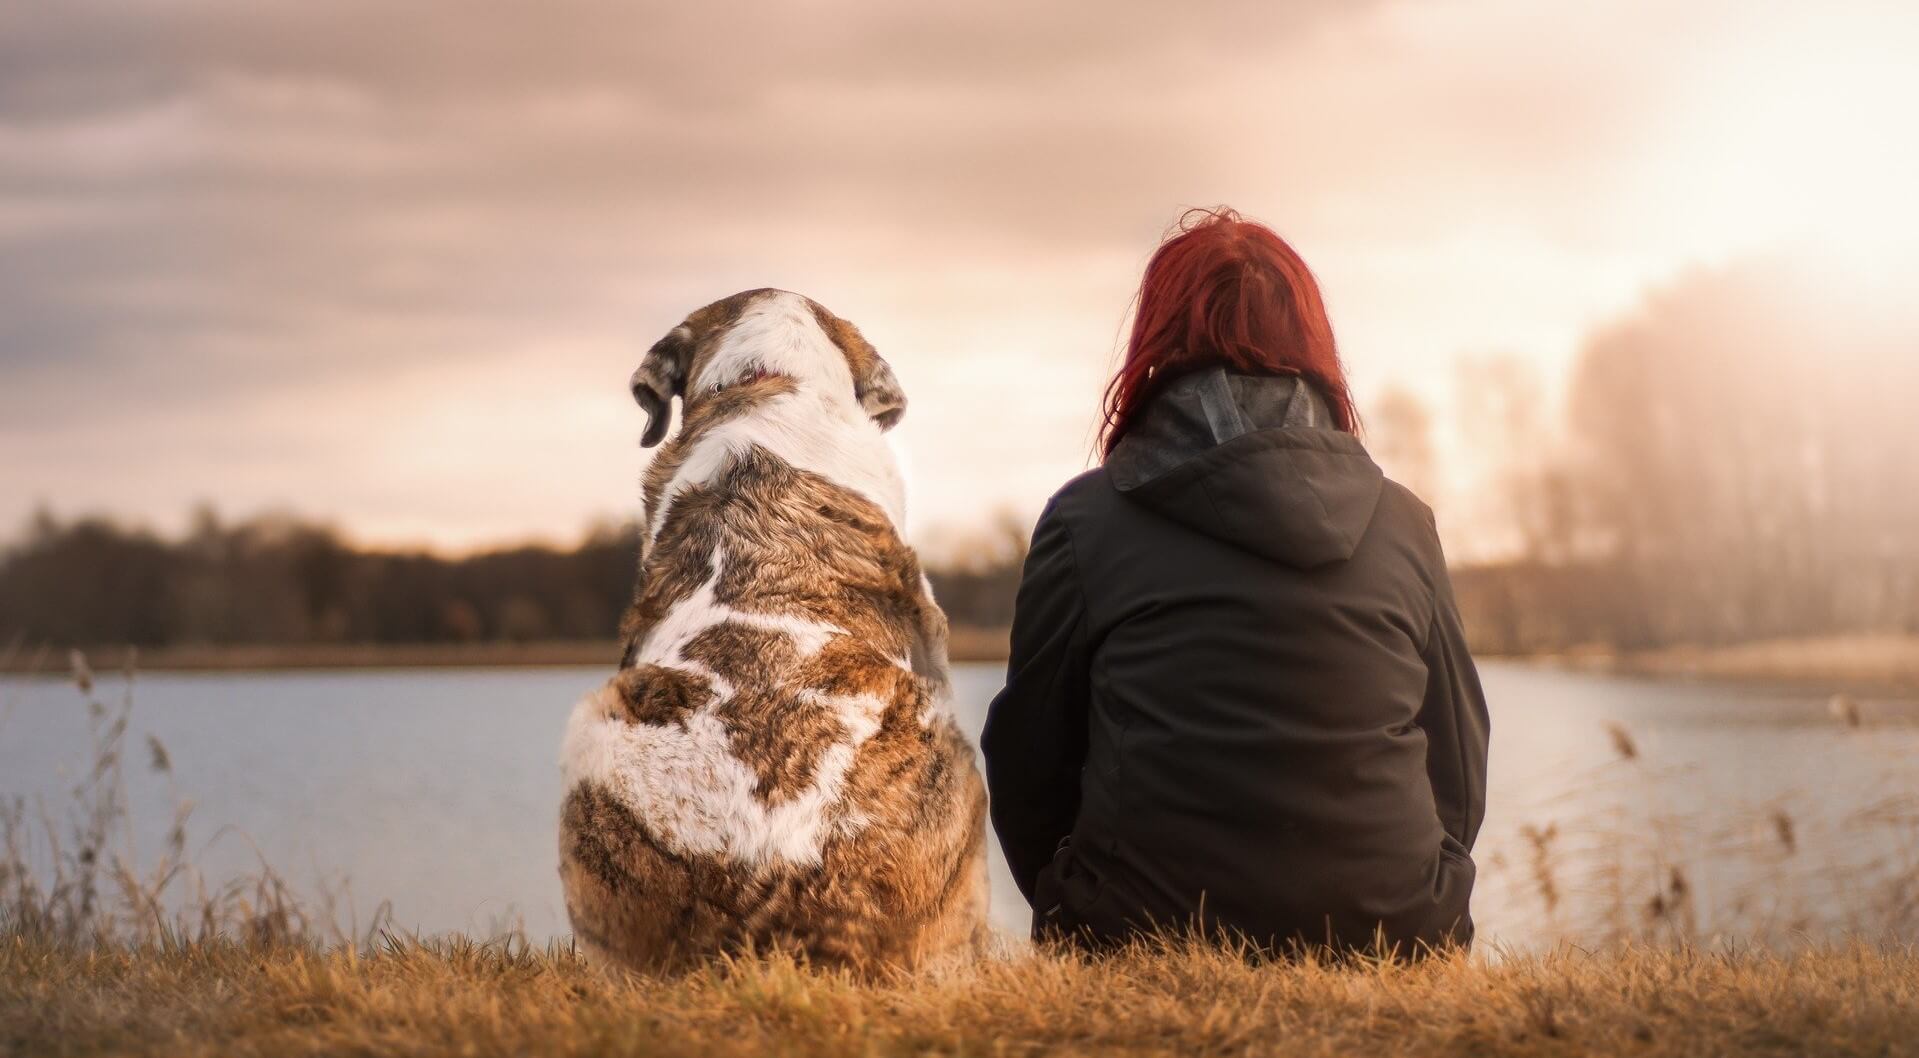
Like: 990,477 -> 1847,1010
558,289 -> 988,973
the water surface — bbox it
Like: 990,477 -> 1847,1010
5,661 -> 1916,946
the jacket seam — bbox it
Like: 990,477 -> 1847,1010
1031,498 -> 1093,685
1053,502 -> 1090,632
1278,432 -> 1359,556
1061,516 -> 1096,732
1297,444 -> 1353,555
1425,604 -> 1472,845
1054,507 -> 1116,793
1418,502 -> 1444,656
1418,587 -> 1441,657
1031,501 -> 1093,745
1196,478 -> 1233,538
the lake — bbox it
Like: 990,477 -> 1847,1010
5,661 -> 1919,948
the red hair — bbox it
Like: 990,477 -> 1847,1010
1100,207 -> 1357,456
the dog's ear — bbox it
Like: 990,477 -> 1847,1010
857,356 -> 906,431
809,302 -> 905,431
631,325 -> 694,447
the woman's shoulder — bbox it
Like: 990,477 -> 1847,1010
1372,476 -> 1452,575
1376,477 -> 1437,533
1039,467 -> 1118,523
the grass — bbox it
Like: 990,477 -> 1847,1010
8,933 -> 1919,1057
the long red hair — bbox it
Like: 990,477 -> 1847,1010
1100,207 -> 1357,456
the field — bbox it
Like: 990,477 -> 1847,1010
8,933 -> 1919,1058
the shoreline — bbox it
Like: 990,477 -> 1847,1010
8,631 -> 1916,693
0,627 -> 1016,675
1510,633 -> 1919,695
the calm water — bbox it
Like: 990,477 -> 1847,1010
4,661 -> 1918,946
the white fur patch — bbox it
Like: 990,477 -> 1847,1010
646,293 -> 906,546
560,547 -> 900,868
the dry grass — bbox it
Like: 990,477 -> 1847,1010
1,651 -> 388,950
6,934 -> 1919,1058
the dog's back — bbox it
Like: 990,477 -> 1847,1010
559,290 -> 987,972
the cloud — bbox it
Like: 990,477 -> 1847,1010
2,0 -> 1913,548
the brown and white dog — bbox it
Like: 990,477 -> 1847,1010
558,289 -> 988,973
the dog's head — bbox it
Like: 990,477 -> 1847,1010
629,289 -> 905,448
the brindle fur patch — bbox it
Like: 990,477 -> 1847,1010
682,621 -> 848,805
613,664 -> 714,726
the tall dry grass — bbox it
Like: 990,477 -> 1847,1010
1474,695 -> 1919,949
0,649 -> 389,950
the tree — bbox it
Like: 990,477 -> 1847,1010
1367,386 -> 1439,505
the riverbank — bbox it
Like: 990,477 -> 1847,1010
6,934 -> 1918,1058
0,627 -> 1016,675
1539,633 -> 1919,695
8,632 -> 1916,693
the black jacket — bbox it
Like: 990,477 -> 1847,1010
981,367 -> 1489,955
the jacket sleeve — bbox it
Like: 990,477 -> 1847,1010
1417,569 -> 1491,851
980,499 -> 1094,904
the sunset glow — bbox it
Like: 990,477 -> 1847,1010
1,0 -> 1913,557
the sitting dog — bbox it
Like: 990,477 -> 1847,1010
558,289 -> 988,973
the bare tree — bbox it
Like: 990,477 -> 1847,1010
1368,385 -> 1439,505
1559,253 -> 1919,646
1454,354 -> 1576,566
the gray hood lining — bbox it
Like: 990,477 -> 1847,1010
1109,367 -> 1334,491
1103,366 -> 1383,568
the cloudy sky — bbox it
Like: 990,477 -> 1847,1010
3,0 -> 1914,554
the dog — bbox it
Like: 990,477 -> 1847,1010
558,289 -> 988,973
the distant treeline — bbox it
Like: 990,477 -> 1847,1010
0,510 -> 630,648
0,508 -> 1026,650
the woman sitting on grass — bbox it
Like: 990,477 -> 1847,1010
982,207 -> 1490,957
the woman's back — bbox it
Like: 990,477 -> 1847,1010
982,367 -> 1487,954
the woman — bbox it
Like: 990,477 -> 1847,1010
981,208 -> 1489,957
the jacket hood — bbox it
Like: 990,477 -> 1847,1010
1106,367 -> 1384,567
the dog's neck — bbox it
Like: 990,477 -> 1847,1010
642,383 -> 907,559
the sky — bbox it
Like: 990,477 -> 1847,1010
3,0 -> 1915,556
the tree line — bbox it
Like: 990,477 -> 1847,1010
0,507 -> 1027,650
